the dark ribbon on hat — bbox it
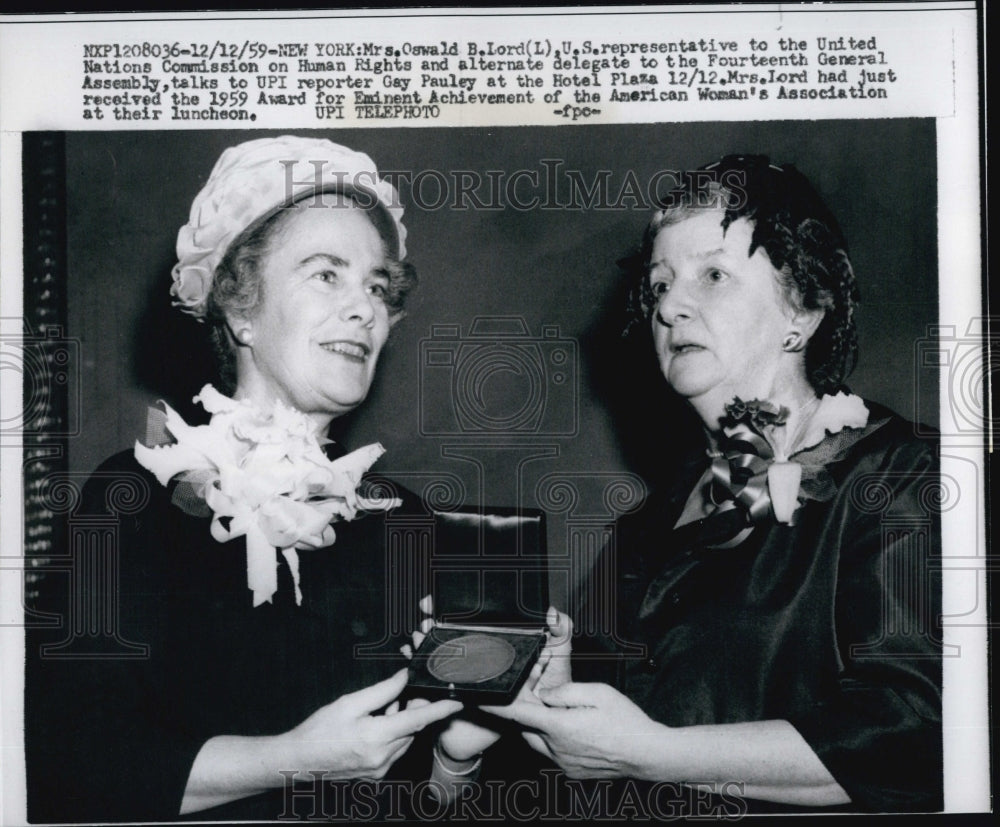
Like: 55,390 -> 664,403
703,423 -> 774,548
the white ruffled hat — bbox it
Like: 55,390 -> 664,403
171,135 -> 407,320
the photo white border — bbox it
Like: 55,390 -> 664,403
0,4 -> 987,823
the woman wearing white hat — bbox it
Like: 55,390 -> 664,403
27,136 -> 461,821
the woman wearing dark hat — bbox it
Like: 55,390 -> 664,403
486,156 -> 942,813
26,136 -> 462,821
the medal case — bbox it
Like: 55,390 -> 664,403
406,506 -> 548,705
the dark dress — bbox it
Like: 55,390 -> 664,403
25,448 -> 429,822
573,401 -> 943,813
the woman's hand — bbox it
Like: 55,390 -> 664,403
484,685 -> 851,806
277,668 -> 462,780
401,595 -> 502,762
482,682 -> 656,779
535,606 -> 573,692
401,598 -> 574,762
182,669 -> 461,814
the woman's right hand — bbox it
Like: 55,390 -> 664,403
277,668 -> 461,780
182,669 -> 461,814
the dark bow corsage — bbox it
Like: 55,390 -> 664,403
724,392 -> 870,523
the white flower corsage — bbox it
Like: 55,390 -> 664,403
134,384 -> 401,607
725,392 -> 869,524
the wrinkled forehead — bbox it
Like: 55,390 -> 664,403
650,208 -> 758,262
281,198 -> 392,252
248,192 -> 396,261
652,177 -> 746,230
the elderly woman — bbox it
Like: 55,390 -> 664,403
487,156 -> 942,813
26,136 -> 462,821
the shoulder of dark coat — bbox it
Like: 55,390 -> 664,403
77,448 -> 164,517
836,399 -> 939,469
616,400 -> 938,531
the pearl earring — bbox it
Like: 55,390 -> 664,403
236,329 -> 252,345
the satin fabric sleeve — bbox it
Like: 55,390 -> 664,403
787,437 -> 943,812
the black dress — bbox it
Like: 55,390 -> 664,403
573,401 -> 943,813
25,448 -> 430,822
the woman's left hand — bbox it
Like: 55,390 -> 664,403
482,682 -> 659,779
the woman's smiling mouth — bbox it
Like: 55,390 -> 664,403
320,340 -> 371,361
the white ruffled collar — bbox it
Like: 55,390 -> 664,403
791,391 -> 870,457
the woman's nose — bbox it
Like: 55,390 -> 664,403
338,282 -> 376,325
654,280 -> 695,326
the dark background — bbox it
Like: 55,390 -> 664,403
60,121 -> 938,602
